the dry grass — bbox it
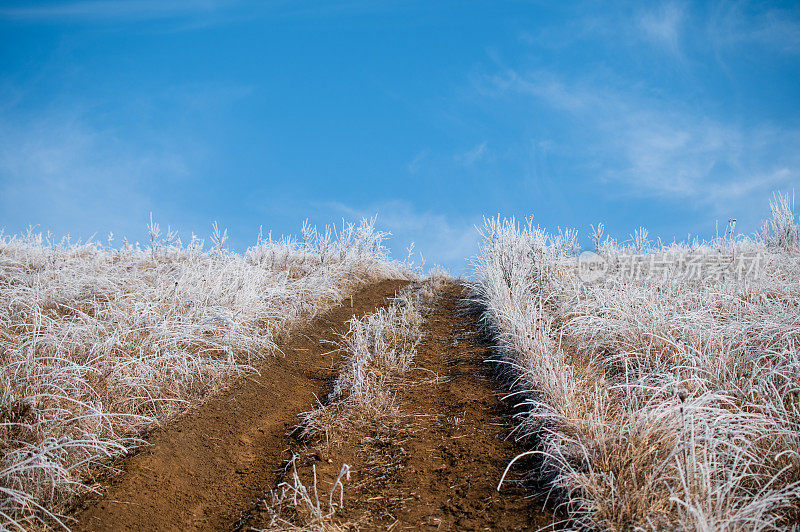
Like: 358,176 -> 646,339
472,193 -> 800,530
257,457 -> 354,532
0,217 -> 413,530
300,282 -> 428,451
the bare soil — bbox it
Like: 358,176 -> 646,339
240,282 -> 551,531
71,279 -> 409,531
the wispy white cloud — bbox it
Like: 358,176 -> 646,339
161,82 -> 254,110
709,3 -> 800,54
0,1 -> 228,22
0,107 -> 191,236
0,0 -> 414,25
483,68 -> 800,205
407,149 -> 430,174
639,2 -> 685,56
454,141 -> 488,166
517,2 -> 688,57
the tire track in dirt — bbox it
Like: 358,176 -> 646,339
381,282 -> 550,530
241,281 -> 550,530
358,282 -> 550,530
71,279 -> 409,531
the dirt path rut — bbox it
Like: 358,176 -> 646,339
378,283 -> 549,530
72,279 -> 409,531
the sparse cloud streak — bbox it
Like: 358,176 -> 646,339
639,2 -> 685,56
0,0 -> 228,22
0,104 -> 194,239
709,2 -> 800,54
454,141 -> 488,166
487,67 -> 799,204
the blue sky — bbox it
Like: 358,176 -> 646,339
1,1 -> 798,274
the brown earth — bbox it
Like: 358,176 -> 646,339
240,281 -> 552,531
71,279 -> 409,531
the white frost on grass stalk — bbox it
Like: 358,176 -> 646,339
473,192 -> 800,530
263,457 -> 352,532
301,284 -> 426,443
0,217 -> 412,531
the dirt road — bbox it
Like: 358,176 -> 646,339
74,280 -> 549,531
239,282 -> 550,531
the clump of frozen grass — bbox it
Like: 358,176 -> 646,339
762,192 -> 799,252
472,192 -> 800,529
0,217 -> 412,530
260,456 -> 352,532
300,284 -> 426,444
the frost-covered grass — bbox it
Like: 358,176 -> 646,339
0,217 -> 412,530
473,193 -> 800,530
300,282 -> 428,445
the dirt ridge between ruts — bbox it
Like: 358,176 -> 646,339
71,279 -> 409,531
